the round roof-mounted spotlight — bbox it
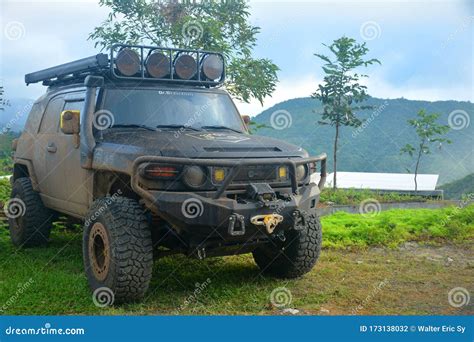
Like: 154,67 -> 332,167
174,54 -> 197,80
201,54 -> 224,81
145,51 -> 170,78
116,48 -> 140,76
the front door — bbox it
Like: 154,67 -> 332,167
34,94 -> 92,217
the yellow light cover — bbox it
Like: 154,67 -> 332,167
278,166 -> 287,178
214,168 -> 225,182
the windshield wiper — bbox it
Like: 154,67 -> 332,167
110,124 -> 156,131
200,125 -> 243,133
156,124 -> 200,131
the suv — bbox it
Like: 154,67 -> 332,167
9,44 -> 327,303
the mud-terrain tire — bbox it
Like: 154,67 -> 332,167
8,177 -> 54,247
83,197 -> 153,304
253,212 -> 322,278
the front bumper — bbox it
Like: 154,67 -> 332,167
131,154 -> 327,239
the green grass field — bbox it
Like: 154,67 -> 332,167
0,205 -> 472,315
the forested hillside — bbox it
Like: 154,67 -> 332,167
254,97 -> 473,184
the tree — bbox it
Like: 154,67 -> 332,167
312,37 -> 380,189
89,0 -> 278,105
0,86 -> 9,111
400,109 -> 451,192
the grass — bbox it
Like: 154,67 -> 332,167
320,188 -> 427,205
322,205 -> 474,248
0,178 -> 10,204
0,205 -> 472,315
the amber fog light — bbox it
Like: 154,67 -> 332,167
183,166 -> 206,188
174,54 -> 197,79
116,48 -> 140,76
213,168 -> 226,183
278,166 -> 288,179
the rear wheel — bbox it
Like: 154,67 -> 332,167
253,212 -> 322,278
8,177 -> 54,247
83,197 -> 153,304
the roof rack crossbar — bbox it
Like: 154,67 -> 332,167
25,54 -> 109,85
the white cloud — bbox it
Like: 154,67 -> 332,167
235,69 -> 473,118
234,75 -> 321,116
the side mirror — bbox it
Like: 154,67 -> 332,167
60,110 -> 80,134
241,115 -> 251,127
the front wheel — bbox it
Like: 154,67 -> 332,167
253,212 -> 322,278
83,197 -> 153,304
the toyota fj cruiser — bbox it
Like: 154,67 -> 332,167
9,44 -> 327,303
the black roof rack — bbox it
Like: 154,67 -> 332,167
24,44 -> 225,88
25,54 -> 109,86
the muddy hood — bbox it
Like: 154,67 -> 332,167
97,129 -> 308,159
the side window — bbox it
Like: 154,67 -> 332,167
63,100 -> 84,112
38,97 -> 64,133
23,102 -> 44,134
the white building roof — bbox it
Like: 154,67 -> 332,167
311,172 -> 439,191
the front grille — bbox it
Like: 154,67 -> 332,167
232,165 -> 278,183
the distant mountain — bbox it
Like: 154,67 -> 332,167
253,97 -> 473,184
438,174 -> 474,199
0,98 -> 34,132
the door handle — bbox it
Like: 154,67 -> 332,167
47,142 -> 57,153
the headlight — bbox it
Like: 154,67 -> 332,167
115,48 -> 140,76
296,165 -> 307,182
183,166 -> 206,188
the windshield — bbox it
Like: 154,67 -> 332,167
101,88 -> 245,132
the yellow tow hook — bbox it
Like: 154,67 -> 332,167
250,214 -> 284,234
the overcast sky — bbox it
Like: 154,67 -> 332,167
1,0 -> 473,115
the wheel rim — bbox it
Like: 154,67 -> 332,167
88,222 -> 111,281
